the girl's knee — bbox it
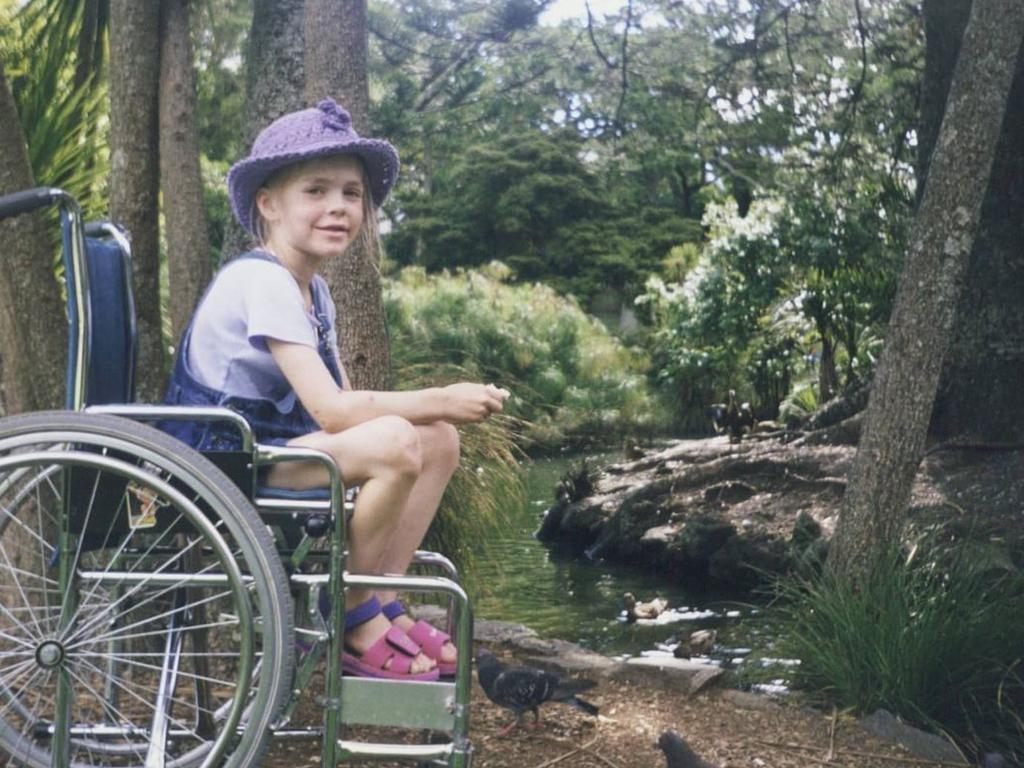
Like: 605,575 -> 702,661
422,422 -> 460,474
374,416 -> 423,478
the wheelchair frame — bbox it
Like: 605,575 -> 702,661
0,187 -> 474,767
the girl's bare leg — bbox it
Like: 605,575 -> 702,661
265,415 -> 434,673
375,422 -> 461,665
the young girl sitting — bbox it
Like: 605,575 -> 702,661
163,99 -> 508,681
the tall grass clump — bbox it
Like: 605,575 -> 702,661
398,360 -> 526,581
773,544 -> 1024,763
386,263 -> 659,451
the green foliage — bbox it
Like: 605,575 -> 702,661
773,546 -> 1024,762
639,171 -> 907,430
385,264 -> 660,450
777,383 -> 819,428
1,0 -> 109,219
387,129 -> 699,306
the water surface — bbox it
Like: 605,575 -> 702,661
472,453 -> 775,666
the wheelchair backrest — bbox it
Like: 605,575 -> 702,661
0,187 -> 137,409
77,228 -> 137,409
65,223 -> 137,408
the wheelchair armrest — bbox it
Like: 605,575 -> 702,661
84,404 -> 255,451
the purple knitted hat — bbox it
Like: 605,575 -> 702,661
227,99 -> 400,235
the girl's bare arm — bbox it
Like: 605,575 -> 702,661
268,339 -> 508,433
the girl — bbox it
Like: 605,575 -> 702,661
163,99 -> 508,681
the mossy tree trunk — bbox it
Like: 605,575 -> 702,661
305,0 -> 392,390
110,0 -> 165,403
0,63 -> 67,415
827,0 -> 1024,579
923,0 -> 1024,442
222,0 -> 307,260
160,0 -> 212,344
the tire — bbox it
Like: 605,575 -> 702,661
0,411 -> 294,768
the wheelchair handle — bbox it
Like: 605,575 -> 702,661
0,186 -> 63,221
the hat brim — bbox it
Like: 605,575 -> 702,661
228,137 -> 399,235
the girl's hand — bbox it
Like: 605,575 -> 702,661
439,383 -> 510,423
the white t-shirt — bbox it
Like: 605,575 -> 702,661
185,257 -> 342,413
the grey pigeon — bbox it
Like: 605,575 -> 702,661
657,730 -> 715,768
475,649 -> 598,735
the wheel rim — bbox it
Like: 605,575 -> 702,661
0,449 -> 254,768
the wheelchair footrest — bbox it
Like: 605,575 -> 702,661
337,739 -> 453,761
340,678 -> 457,731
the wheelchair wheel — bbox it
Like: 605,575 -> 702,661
0,412 -> 294,768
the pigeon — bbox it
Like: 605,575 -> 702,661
673,629 -> 717,658
623,592 -> 668,622
657,730 -> 715,768
475,649 -> 599,735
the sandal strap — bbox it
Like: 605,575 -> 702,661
344,596 -> 381,630
360,626 -> 421,670
406,619 -> 451,658
380,599 -> 407,621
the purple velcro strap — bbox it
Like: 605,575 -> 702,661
381,599 -> 407,621
344,596 -> 381,630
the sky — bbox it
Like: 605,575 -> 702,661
539,0 -> 626,26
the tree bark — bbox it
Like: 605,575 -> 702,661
923,0 -> 1024,442
826,0 -> 1024,578
110,0 -> 165,403
160,0 -> 211,344
222,0 -> 306,260
305,0 -> 392,390
0,64 -> 67,415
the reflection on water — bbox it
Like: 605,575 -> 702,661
471,453 -> 778,667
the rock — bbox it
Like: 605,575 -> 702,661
414,606 -> 541,646
520,639 -> 619,677
535,502 -> 567,541
859,709 -> 967,764
707,534 -> 789,588
720,689 -> 779,711
670,516 -> 737,566
704,481 -> 757,505
613,656 -> 725,693
641,524 -> 677,545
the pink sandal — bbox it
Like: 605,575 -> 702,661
382,600 -> 457,678
342,597 -> 439,681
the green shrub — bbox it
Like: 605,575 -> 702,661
778,382 -> 819,428
772,546 -> 1024,762
386,264 -> 661,451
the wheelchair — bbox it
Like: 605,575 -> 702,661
0,187 -> 474,767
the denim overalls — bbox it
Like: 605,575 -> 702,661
162,250 -> 344,451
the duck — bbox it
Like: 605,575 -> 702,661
623,592 -> 669,622
673,628 -> 717,658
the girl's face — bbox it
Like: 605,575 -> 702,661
256,155 -> 366,264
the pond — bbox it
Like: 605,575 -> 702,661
471,452 -> 783,675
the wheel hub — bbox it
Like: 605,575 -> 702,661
35,640 -> 65,669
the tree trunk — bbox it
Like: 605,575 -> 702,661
110,0 -> 165,403
923,0 -> 1024,442
222,0 -> 306,260
160,0 -> 211,344
305,0 -> 392,390
826,0 -> 1024,579
0,64 -> 67,415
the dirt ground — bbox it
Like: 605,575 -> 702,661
262,656 -> 939,768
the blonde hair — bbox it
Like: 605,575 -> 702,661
251,154 -> 384,265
